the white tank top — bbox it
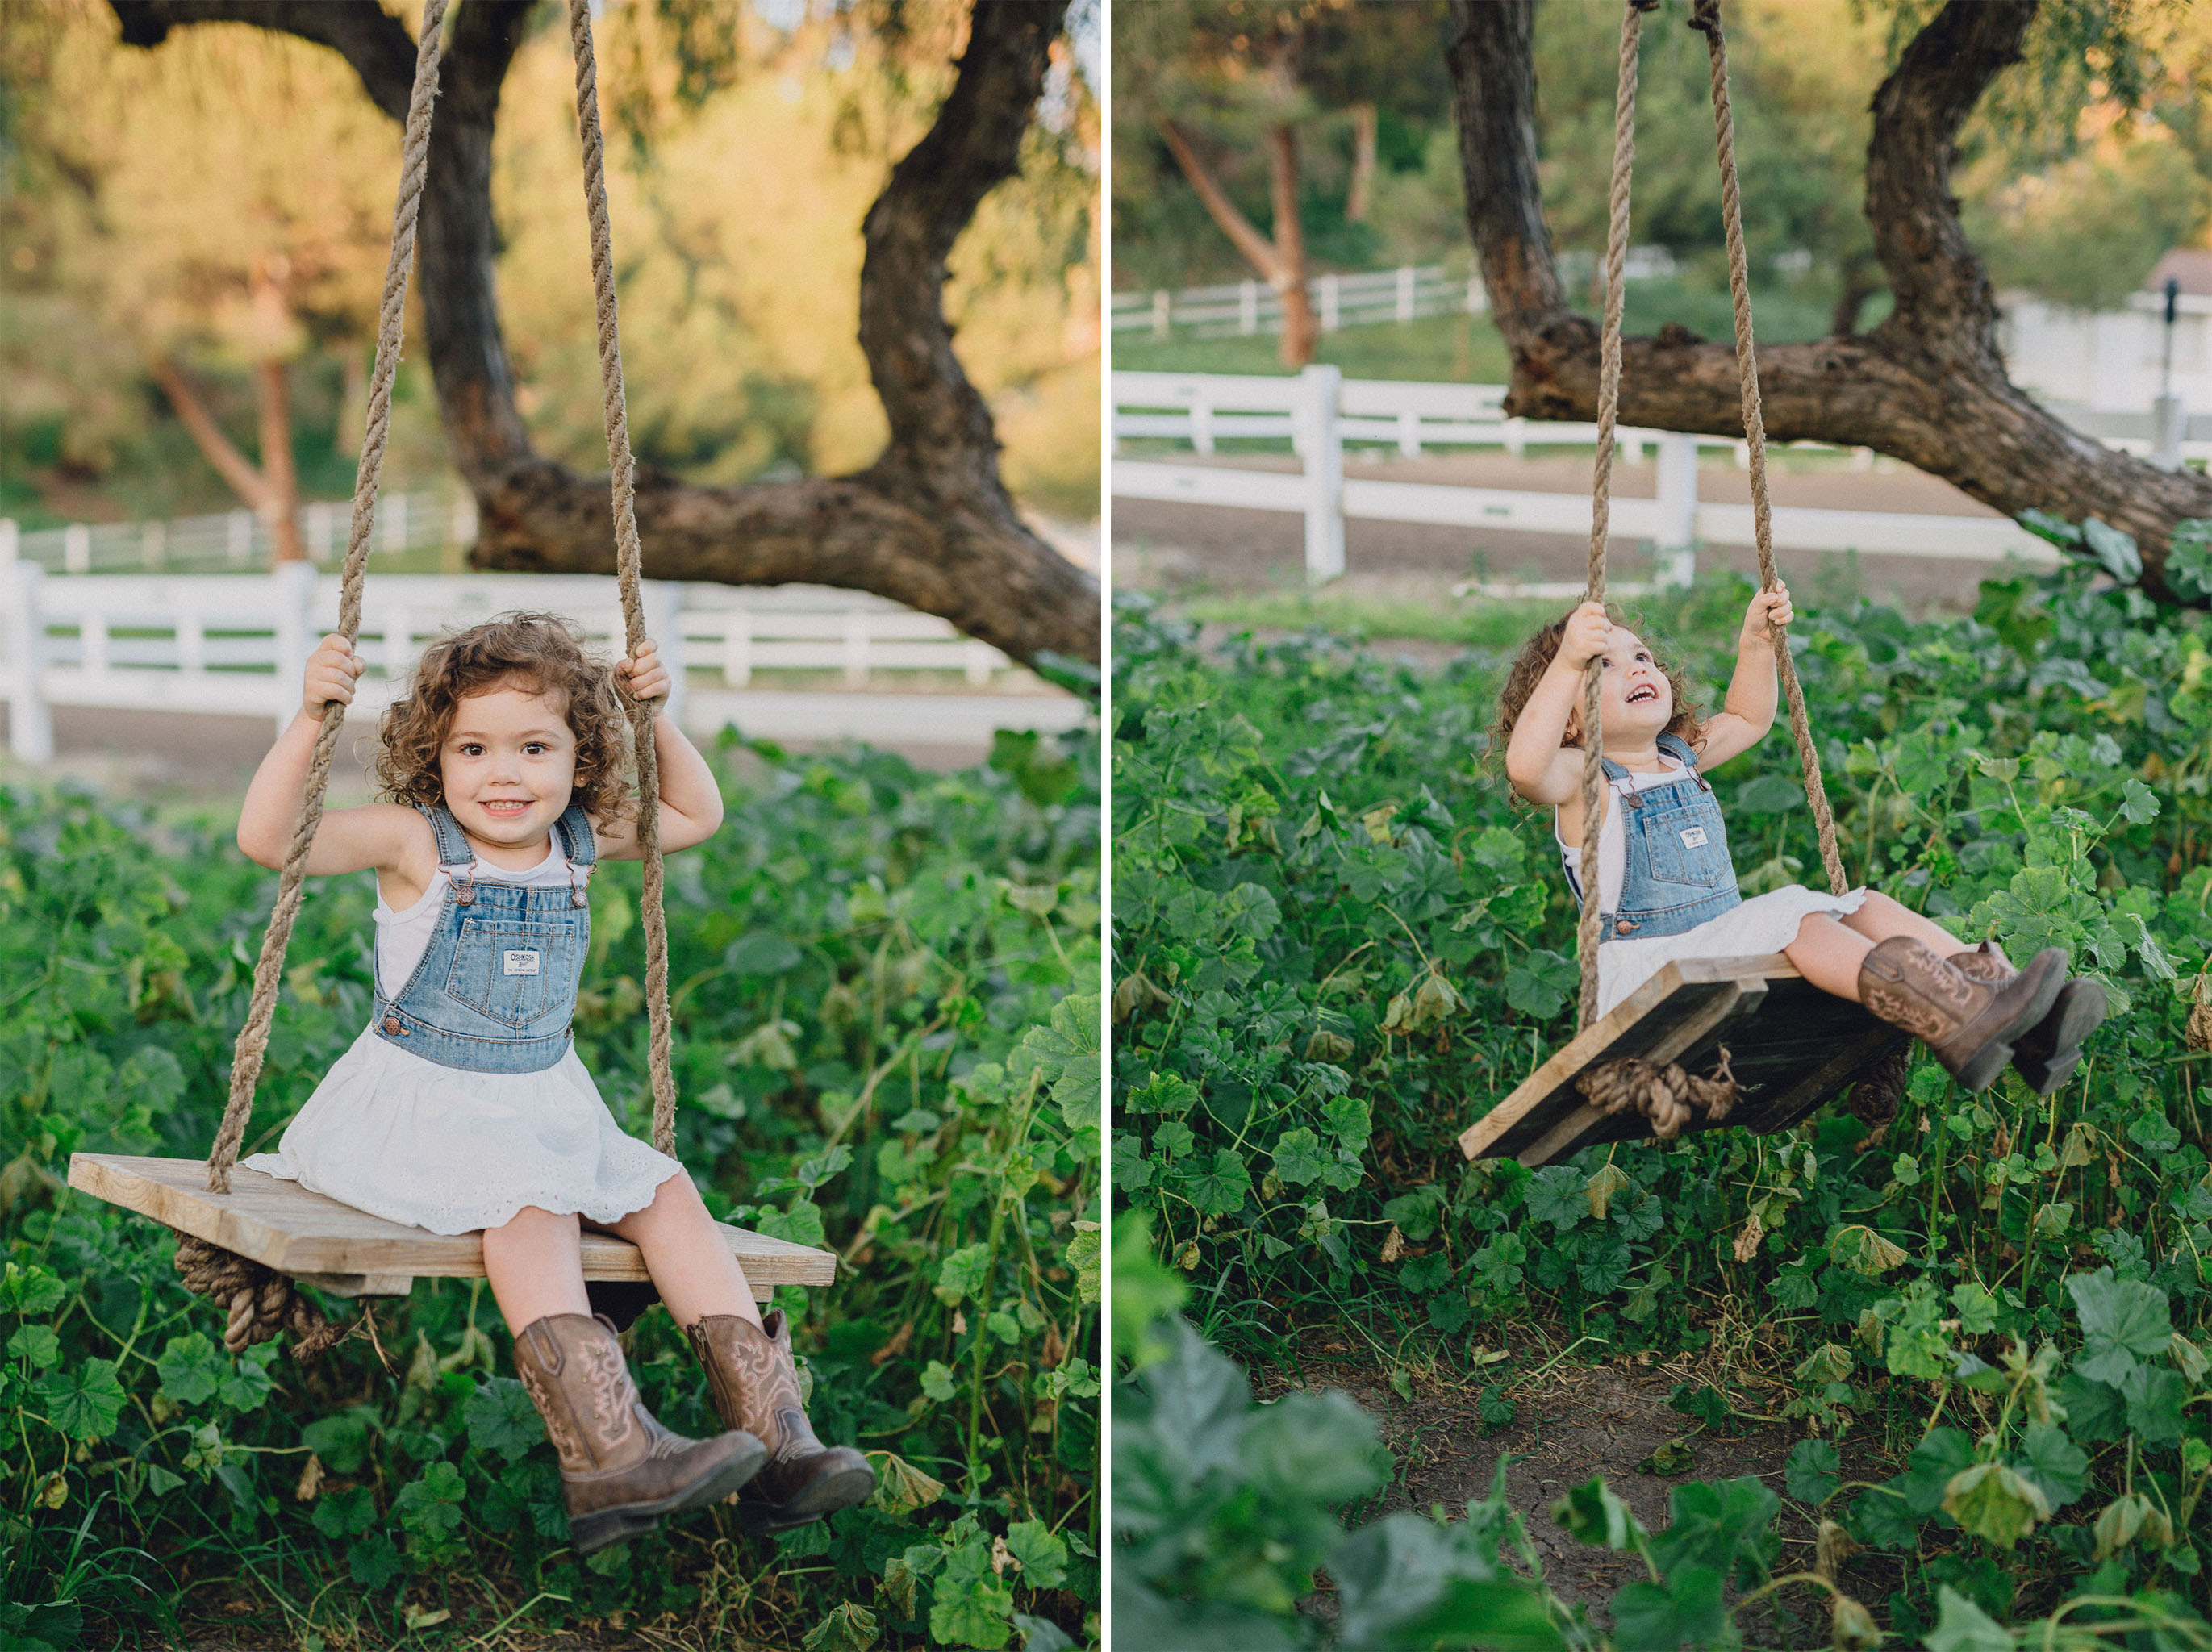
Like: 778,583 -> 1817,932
373,836 -> 591,997
1556,756 -> 1699,914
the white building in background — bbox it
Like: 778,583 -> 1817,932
2001,249 -> 2212,441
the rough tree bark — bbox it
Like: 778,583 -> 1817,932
110,0 -> 1099,666
1445,0 -> 2212,597
1156,116 -> 1318,367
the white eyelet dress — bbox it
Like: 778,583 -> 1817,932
1559,753 -> 1866,1020
241,834 -> 682,1235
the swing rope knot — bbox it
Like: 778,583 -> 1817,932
1575,1045 -> 1740,1142
171,1233 -> 350,1361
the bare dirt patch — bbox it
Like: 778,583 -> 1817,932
1257,1347 -> 1910,1646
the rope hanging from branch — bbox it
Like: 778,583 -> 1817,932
1572,0 -> 1849,1033
1689,0 -> 1847,898
1575,0 -> 1655,1029
206,0 -> 450,1195
566,0 -> 678,1156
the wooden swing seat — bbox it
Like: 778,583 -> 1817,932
69,1155 -> 835,1302
1458,955 -> 1907,1167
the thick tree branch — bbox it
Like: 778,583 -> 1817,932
1444,0 -> 2212,593
110,0 -> 1100,667
150,357 -> 271,510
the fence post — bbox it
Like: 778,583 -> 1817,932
1191,391 -> 1216,457
2,527 -> 54,763
641,581 -> 689,723
1654,430 -> 1699,587
307,502 -> 334,564
228,509 -> 253,568
383,491 -> 409,555
64,524 -> 90,575
451,491 -> 479,550
1239,279 -> 1258,336
1151,291 -> 1170,338
271,557 -> 316,737
1320,273 -> 1341,333
1467,277 -> 1488,315
1396,265 -> 1415,324
1299,364 -> 1346,584
143,519 -> 166,571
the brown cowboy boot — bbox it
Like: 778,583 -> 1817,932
687,1310 -> 876,1532
1951,941 -> 2110,1095
511,1313 -> 767,1555
1856,937 -> 2068,1093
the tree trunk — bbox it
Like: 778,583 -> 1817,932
1156,115 -> 1316,369
1345,101 -> 1376,224
1443,0 -> 2212,597
1265,123 -> 1315,368
1829,252 -> 1880,340
254,358 -> 304,561
111,0 -> 1099,667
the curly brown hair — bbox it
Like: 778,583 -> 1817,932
375,611 -> 635,825
1489,604 -> 1705,765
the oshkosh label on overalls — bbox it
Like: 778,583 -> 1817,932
503,949 -> 541,976
1680,827 -> 1709,848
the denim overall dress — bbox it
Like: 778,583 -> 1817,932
372,801 -> 596,1074
1565,732 -> 1742,945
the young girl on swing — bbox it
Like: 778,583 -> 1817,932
235,613 -> 872,1554
1498,589 -> 2107,1095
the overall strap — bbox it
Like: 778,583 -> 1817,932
417,802 -> 476,868
553,803 -> 599,868
1655,732 -> 1713,789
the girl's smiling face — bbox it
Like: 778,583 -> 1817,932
438,682 -> 579,852
1568,626 -> 1675,741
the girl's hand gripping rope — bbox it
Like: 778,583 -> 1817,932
304,634 -> 365,718
1742,583 -> 1793,645
615,638 -> 670,705
1558,601 -> 1613,673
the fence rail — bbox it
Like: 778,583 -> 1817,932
0,562 -> 1059,761
1112,367 -> 2069,584
2,489 -> 475,578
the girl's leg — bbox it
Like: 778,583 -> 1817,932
589,1172 -> 764,1331
1839,891 -> 1973,957
1783,912 -> 1874,1000
482,1205 -> 592,1335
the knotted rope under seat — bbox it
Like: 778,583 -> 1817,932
171,1233 -> 350,1360
1576,1045 -> 1739,1141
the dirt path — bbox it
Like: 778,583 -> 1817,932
1258,1350 -> 1908,1646
1115,452 -> 2031,615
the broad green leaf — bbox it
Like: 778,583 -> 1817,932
1609,1564 -> 1730,1652
1183,1149 -> 1253,1217
1242,1389 -> 1390,1503
348,1533 -> 404,1591
301,1410 -> 374,1475
1942,1462 -> 2047,1550
936,1245 -> 993,1306
312,1484 -> 380,1539
1922,1585 -> 2011,1652
1550,1476 -> 1643,1550
2011,1424 -> 2089,1512
1003,1519 -> 1068,1590
803,1602 -> 880,1652
1785,1439 -> 1841,1506
1269,1127 -> 1328,1187
2068,1267 -> 2171,1383
38,1358 -> 126,1441
155,1333 -> 224,1408
463,1377 -> 544,1464
7,1324 -> 61,1370
1022,995 -> 1100,1130
394,1460 -> 467,1539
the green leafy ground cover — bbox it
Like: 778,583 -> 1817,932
1112,527 -> 2212,1643
2,728 -> 1100,1650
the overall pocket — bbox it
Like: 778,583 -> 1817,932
1629,799 -> 1735,894
444,919 -> 578,1029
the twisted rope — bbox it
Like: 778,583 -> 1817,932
172,1233 -> 349,1359
566,0 -> 678,1156
207,0 -> 449,1193
1690,0 -> 1847,897
1576,0 -> 1655,1028
1576,1045 -> 1738,1142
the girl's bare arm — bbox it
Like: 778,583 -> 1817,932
1698,586 -> 1793,770
596,642 -> 726,860
238,636 -> 424,874
1505,602 -> 1610,807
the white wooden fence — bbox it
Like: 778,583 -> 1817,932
1110,250 -> 1684,340
0,554 -> 1069,762
6,488 -> 474,577
1112,367 -> 2066,584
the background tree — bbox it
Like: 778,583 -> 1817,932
10,0 -> 1096,665
1112,0 -> 1450,367
1449,0 -> 2212,595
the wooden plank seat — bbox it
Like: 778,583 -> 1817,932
69,1154 -> 836,1301
1458,955 -> 1908,1167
